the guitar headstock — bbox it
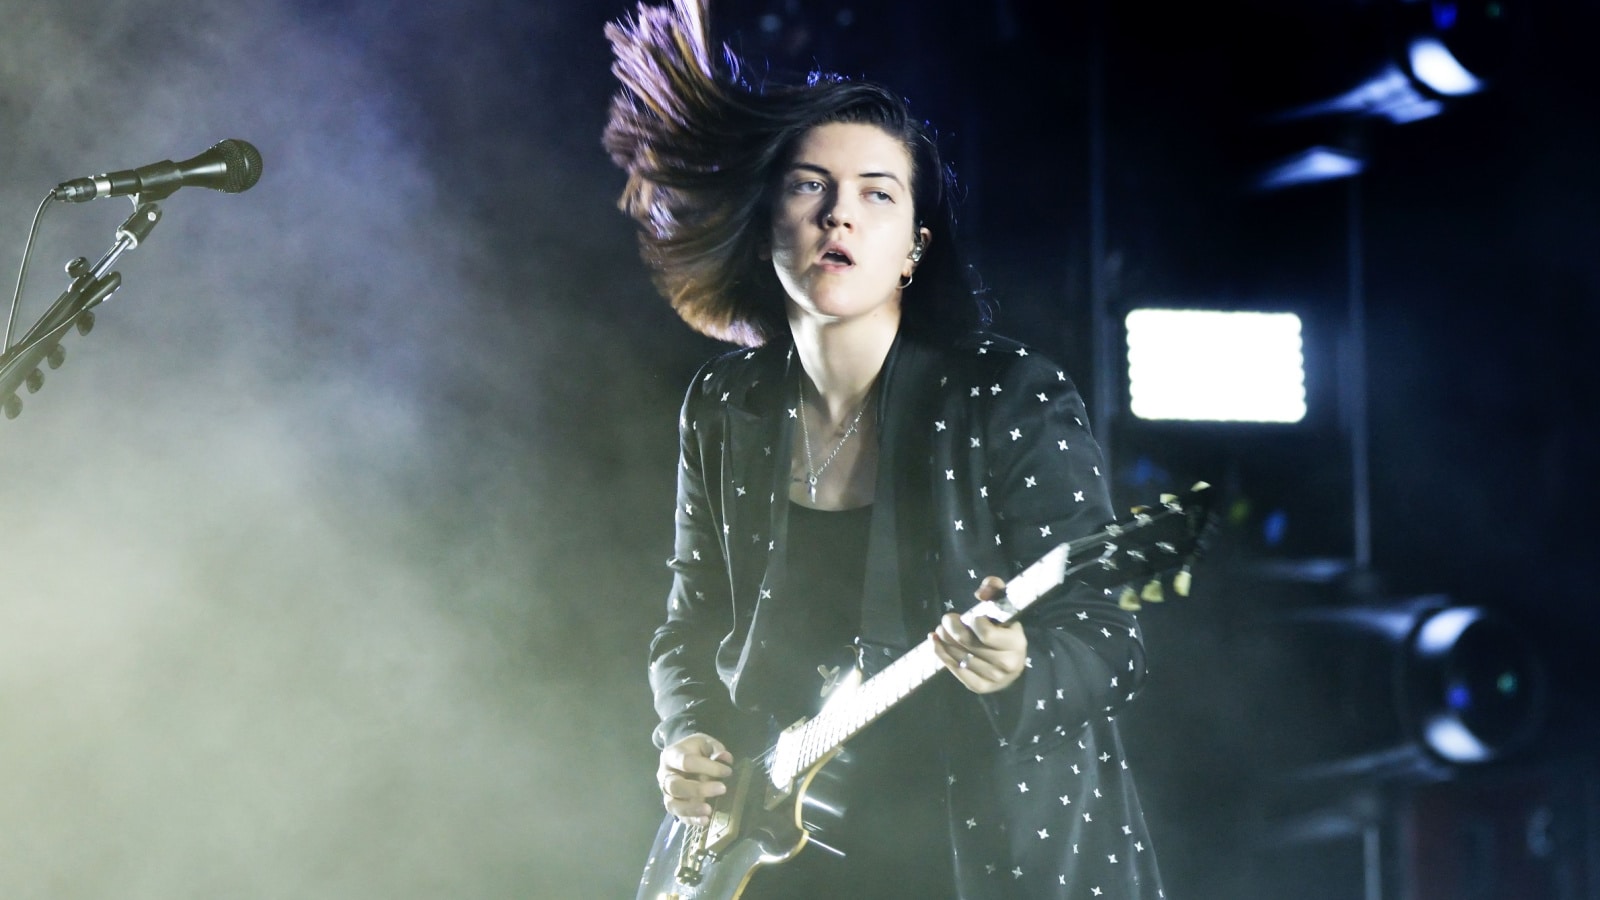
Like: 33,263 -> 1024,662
1064,482 -> 1216,610
962,482 -> 1217,627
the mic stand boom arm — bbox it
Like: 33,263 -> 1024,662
0,200 -> 162,421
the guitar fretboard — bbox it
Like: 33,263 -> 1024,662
766,543 -> 1073,791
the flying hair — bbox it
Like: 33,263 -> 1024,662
603,0 -> 987,346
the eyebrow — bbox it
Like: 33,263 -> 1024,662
789,163 -> 907,190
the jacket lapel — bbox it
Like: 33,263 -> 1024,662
720,344 -> 797,708
857,333 -> 942,671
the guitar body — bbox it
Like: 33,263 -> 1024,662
637,812 -> 787,900
636,747 -> 851,900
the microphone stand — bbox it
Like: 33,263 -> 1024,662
0,200 -> 162,420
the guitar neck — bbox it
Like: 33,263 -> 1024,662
767,640 -> 941,790
762,484 -> 1211,794
767,543 -> 1073,791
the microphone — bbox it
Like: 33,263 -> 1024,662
53,139 -> 263,203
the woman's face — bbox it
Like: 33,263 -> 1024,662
768,122 -> 929,330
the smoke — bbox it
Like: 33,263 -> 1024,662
0,0 -> 686,895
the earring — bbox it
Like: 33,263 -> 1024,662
898,273 -> 914,289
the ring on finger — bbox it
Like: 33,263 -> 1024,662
959,652 -> 973,670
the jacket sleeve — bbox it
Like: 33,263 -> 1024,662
647,364 -> 739,750
977,350 -> 1148,746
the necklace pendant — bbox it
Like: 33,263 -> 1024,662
807,474 -> 819,503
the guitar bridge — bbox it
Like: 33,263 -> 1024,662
673,822 -> 711,886
670,759 -> 754,887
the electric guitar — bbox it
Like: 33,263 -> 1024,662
636,484 -> 1214,900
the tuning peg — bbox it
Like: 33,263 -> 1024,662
1140,579 -> 1164,604
1190,481 -> 1211,491
1159,493 -> 1177,505
46,344 -> 65,369
25,369 -> 43,393
2,394 -> 21,419
1129,505 -> 1148,516
76,311 -> 95,335
1173,565 -> 1193,598
1118,587 -> 1142,611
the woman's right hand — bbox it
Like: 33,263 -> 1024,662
658,733 -> 735,825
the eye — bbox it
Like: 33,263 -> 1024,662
866,189 -> 895,204
790,179 -> 825,194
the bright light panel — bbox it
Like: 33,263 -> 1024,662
1126,309 -> 1307,423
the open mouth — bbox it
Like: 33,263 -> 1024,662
821,245 -> 854,266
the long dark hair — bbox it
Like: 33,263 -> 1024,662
604,0 -> 988,347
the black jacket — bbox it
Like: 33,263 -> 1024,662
649,328 -> 1165,898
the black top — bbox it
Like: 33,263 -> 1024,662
743,502 -> 954,899
762,502 -> 872,725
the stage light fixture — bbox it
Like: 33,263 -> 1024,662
1406,36 -> 1484,96
1272,64 -> 1443,124
1254,146 -> 1367,191
1265,597 -> 1546,781
1125,308 -> 1307,424
1270,0 -> 1510,126
1393,0 -> 1511,97
1404,605 -> 1543,765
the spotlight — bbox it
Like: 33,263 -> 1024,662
1404,606 -> 1544,764
1273,0 -> 1515,125
1263,596 -> 1545,782
1391,0 -> 1514,97
1232,591 -> 1557,900
1406,36 -> 1484,96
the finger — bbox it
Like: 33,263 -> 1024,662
929,625 -> 974,667
664,790 -> 717,823
696,734 -> 734,767
974,575 -> 1007,602
674,758 -> 734,780
956,650 -> 998,681
929,629 -> 991,684
659,772 -> 728,819
664,736 -> 734,779
663,765 -> 729,822
929,629 -> 965,671
661,772 -> 728,800
936,612 -> 978,648
969,615 -> 1026,651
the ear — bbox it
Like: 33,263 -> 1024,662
905,226 -> 932,273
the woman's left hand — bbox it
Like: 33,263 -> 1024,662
931,576 -> 1028,694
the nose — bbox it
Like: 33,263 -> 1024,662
821,193 -> 854,230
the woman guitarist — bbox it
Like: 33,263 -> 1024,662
605,2 -> 1166,896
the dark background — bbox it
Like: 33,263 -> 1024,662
0,0 -> 1594,896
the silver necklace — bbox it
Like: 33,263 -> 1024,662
798,377 -> 870,504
